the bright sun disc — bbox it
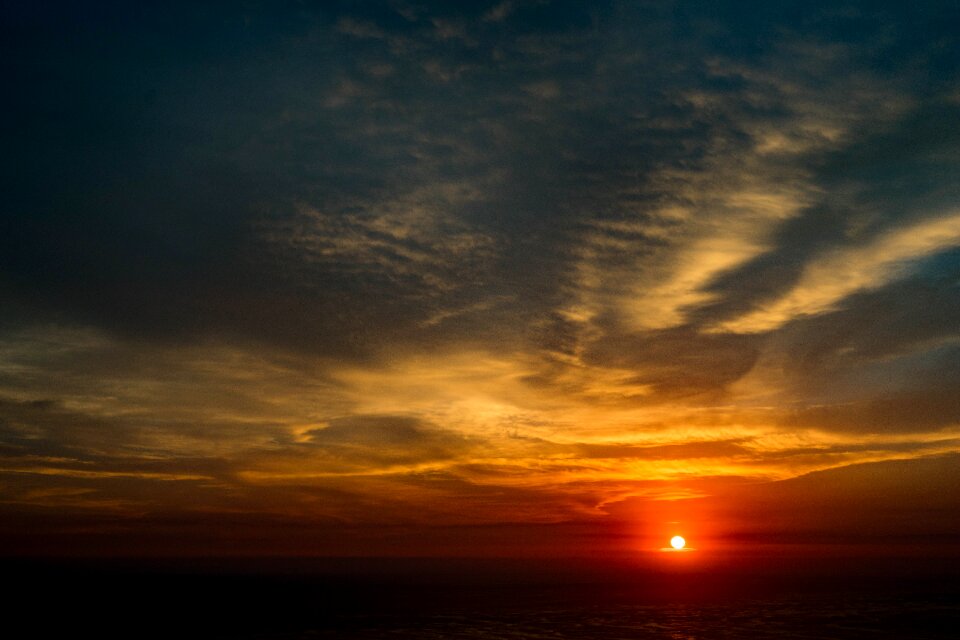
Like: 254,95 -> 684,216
670,535 -> 686,550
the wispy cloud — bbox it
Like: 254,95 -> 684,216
718,212 -> 960,333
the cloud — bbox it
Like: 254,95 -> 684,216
786,390 -> 960,435
579,328 -> 760,400
298,415 -> 479,467
4,0 -> 960,554
718,212 -> 960,333
483,1 -> 516,23
715,453 -> 960,543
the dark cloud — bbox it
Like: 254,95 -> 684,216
717,453 -> 960,543
778,276 -> 960,373
299,415 -> 477,466
785,385 -> 960,435
573,439 -> 752,460
0,397 -> 134,459
4,0 -> 926,355
585,328 -> 760,399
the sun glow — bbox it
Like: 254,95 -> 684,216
670,535 -> 686,550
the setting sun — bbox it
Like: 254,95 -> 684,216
670,536 -> 686,550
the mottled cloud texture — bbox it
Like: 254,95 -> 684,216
2,1 -> 960,556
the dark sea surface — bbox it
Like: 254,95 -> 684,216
8,557 -> 960,639
263,594 -> 959,639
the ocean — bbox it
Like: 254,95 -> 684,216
264,593 -> 959,639
8,557 -> 959,639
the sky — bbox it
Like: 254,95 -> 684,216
2,0 -> 960,558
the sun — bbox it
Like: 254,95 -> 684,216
670,535 -> 686,550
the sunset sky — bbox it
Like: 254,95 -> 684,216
2,1 -> 960,558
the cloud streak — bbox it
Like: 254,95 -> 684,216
720,212 -> 960,333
